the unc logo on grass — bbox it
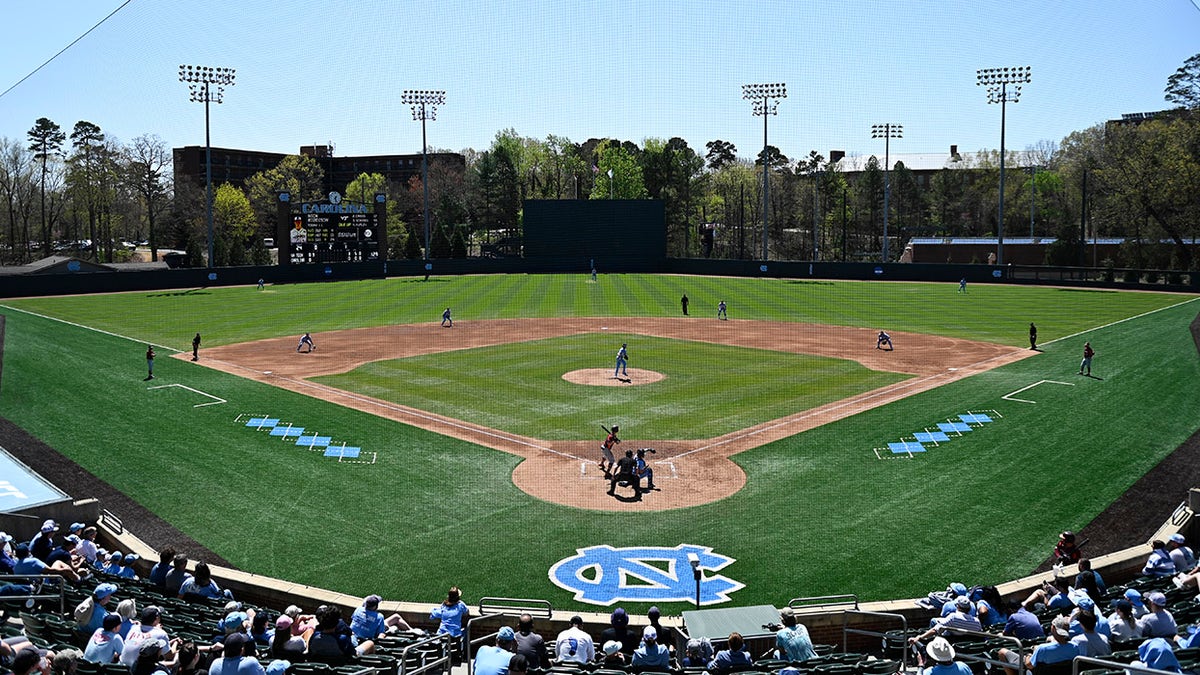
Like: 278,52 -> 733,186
549,544 -> 743,606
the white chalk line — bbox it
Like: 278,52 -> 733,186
147,382 -> 226,407
1002,379 -> 1075,404
1043,295 -> 1200,346
0,304 -> 182,353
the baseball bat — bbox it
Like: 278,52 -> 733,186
601,424 -> 611,435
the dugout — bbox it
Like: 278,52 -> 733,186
522,199 -> 666,272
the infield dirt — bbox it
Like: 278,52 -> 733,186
190,318 -> 1032,512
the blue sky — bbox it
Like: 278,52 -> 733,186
1,0 -> 1197,164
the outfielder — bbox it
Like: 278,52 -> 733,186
1079,342 -> 1095,376
599,425 -> 620,473
614,343 -> 628,377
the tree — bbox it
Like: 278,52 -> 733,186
1165,52 -> 1200,110
590,140 -> 647,200
705,140 -> 737,170
68,121 -> 105,260
125,134 -> 171,263
27,118 -> 65,259
243,154 -> 325,229
0,138 -> 36,263
212,183 -> 256,264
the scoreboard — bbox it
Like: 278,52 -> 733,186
282,191 -> 383,265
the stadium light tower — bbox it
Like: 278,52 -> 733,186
742,83 -> 786,261
178,64 -> 236,268
977,65 -> 1031,266
870,123 -> 903,263
401,89 -> 446,260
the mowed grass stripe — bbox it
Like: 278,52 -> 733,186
312,334 -> 908,439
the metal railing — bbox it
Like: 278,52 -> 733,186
841,609 -> 908,673
923,626 -> 1023,675
0,574 -> 67,614
1073,654 -> 1184,675
100,508 -> 124,534
464,597 -> 554,675
788,594 -> 859,613
397,632 -> 454,675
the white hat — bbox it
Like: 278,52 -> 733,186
926,637 -> 955,663
603,641 -> 621,656
643,626 -> 657,641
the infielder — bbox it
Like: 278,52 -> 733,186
145,345 -> 155,381
876,331 -> 893,350
1079,342 -> 1095,376
717,300 -> 727,320
297,332 -> 316,353
441,307 -> 453,327
599,425 -> 621,473
614,343 -> 628,377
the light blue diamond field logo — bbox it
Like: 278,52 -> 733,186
549,544 -> 744,606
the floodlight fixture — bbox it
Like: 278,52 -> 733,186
179,64 -> 236,268
401,89 -> 447,260
870,123 -> 903,262
976,65 -> 1032,265
742,82 -> 787,260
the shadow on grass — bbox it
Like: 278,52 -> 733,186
783,280 -> 835,285
145,288 -> 211,297
1055,288 -> 1117,294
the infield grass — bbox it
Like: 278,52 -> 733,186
0,276 -> 1196,610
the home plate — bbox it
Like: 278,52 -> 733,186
263,371 -> 272,374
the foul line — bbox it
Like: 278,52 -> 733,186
0,304 -> 182,353
1044,295 -> 1200,346
1002,380 -> 1074,404
147,383 -> 227,407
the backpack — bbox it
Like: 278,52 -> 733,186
73,595 -> 95,626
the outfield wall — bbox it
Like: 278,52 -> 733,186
0,258 -> 1196,298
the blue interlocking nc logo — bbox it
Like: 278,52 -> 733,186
549,544 -> 744,606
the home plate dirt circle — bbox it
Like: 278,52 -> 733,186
562,368 -> 665,386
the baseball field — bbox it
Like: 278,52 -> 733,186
0,274 -> 1197,611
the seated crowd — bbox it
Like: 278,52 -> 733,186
4,522 -> 1200,675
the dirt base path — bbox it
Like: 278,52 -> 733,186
191,318 -> 1032,511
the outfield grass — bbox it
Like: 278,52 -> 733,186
313,334 -> 908,439
0,277 -> 1196,612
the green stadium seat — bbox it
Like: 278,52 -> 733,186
855,659 -> 900,675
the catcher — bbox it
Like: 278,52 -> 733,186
599,424 -> 620,473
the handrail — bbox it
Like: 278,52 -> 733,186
788,594 -> 859,612
842,609 -> 908,673
397,632 -> 453,675
922,626 -> 1023,675
0,573 -> 66,614
464,596 -> 554,675
1072,654 -> 1184,675
100,509 -> 124,534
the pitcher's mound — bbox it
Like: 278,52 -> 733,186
562,368 -> 665,386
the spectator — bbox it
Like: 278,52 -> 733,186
680,638 -> 712,668
147,548 -> 175,591
282,606 -> 318,636
596,641 -> 626,668
178,562 -> 230,600
82,614 -> 125,664
939,583 -> 975,618
998,616 -> 1078,675
131,639 -> 178,675
74,583 -> 117,638
512,614 -> 545,670
971,587 -> 1005,629
1176,623 -> 1200,650
430,586 -> 469,638
207,634 -> 262,675
350,594 -> 413,640
1124,589 -> 1149,618
116,599 -> 137,639
1021,576 -> 1072,612
599,607 -> 638,655
631,626 -> 671,670
1137,591 -> 1178,638
921,637 -> 971,675
120,606 -> 171,669
1130,637 -> 1182,674
1168,534 -> 1196,573
176,641 -> 205,675
249,613 -> 273,646
46,536 -> 77,569
51,649 -> 81,675
1054,531 -> 1082,565
270,616 -> 309,659
10,648 -> 54,675
908,596 -> 983,662
16,542 -> 81,583
1073,558 -> 1106,599
29,520 -> 59,562
264,660 -> 290,675
507,654 -> 528,675
221,609 -> 252,637
101,552 -> 123,576
1106,599 -> 1139,643
1002,600 -> 1045,641
1068,610 -> 1110,657
1143,540 -> 1177,577
707,632 -> 753,674
770,606 -> 816,662
1068,597 -> 1110,638
73,528 -> 99,566
0,532 -> 16,574
554,615 -> 594,665
163,554 -> 189,597
473,626 -> 516,675
645,607 -> 670,648
307,604 -> 372,660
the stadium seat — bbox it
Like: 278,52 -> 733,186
855,659 -> 901,675
19,612 -> 47,639
1031,661 -> 1074,675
